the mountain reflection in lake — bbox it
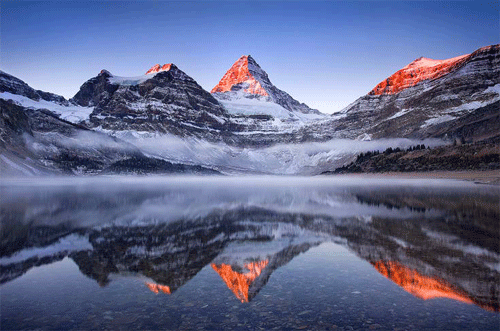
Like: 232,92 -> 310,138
1,176 -> 499,330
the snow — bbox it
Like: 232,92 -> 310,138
424,229 -> 499,257
0,92 -> 93,123
422,115 -> 456,127
421,87 -> 500,128
216,92 -> 325,122
219,96 -> 292,118
483,83 -> 500,95
108,73 -> 157,86
387,108 -> 411,120
0,234 -> 93,265
214,228 -> 326,265
405,54 -> 469,70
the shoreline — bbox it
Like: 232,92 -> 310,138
333,170 -> 500,185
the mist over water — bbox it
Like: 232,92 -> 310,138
1,176 -> 498,330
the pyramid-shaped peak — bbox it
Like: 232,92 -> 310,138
235,54 -> 255,61
240,54 -> 257,62
229,55 -> 264,73
212,55 -> 320,115
211,55 -> 270,96
145,63 -> 173,75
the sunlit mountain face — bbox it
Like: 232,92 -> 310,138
369,53 -> 470,95
1,177 -> 498,329
211,54 -> 321,116
145,63 -> 173,75
211,55 -> 269,96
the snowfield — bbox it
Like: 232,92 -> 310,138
216,94 -> 326,122
0,91 -> 93,123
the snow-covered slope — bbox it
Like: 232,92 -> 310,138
0,91 -> 93,123
0,71 -> 93,123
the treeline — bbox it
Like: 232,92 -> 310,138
355,145 -> 427,162
326,143 -> 499,174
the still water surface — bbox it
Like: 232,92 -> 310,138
1,176 -> 499,330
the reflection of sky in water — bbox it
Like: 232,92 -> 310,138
1,176 -> 499,330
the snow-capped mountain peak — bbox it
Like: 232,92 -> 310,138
211,55 -> 269,96
369,52 -> 471,95
145,63 -> 173,75
212,55 -> 321,115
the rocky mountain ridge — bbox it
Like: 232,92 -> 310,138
0,44 -> 499,174
0,75 -> 220,176
369,53 -> 471,95
0,71 -> 68,106
301,44 -> 500,143
71,65 -> 230,136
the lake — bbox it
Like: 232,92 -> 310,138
1,176 -> 499,330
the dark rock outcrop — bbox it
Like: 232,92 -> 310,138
72,65 -> 231,137
0,71 -> 68,105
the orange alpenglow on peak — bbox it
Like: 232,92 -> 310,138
145,282 -> 171,294
145,63 -> 173,75
369,53 -> 471,95
374,261 -> 499,312
211,55 -> 269,96
371,261 -> 500,311
212,260 -> 269,303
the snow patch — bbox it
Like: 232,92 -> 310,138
216,92 -> 325,125
0,234 -> 93,265
422,115 -> 456,127
108,73 -> 158,86
483,83 -> 500,95
0,92 -> 94,123
387,108 -> 411,120
404,54 -> 469,70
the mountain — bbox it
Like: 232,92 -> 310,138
368,54 -> 471,95
0,71 -> 94,123
71,64 -> 231,138
1,45 -> 498,175
212,55 -> 324,121
0,71 -> 68,106
0,72 -> 220,175
308,44 -> 500,142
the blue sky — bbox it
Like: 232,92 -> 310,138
1,1 -> 498,113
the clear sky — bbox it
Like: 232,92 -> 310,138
1,1 -> 498,113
